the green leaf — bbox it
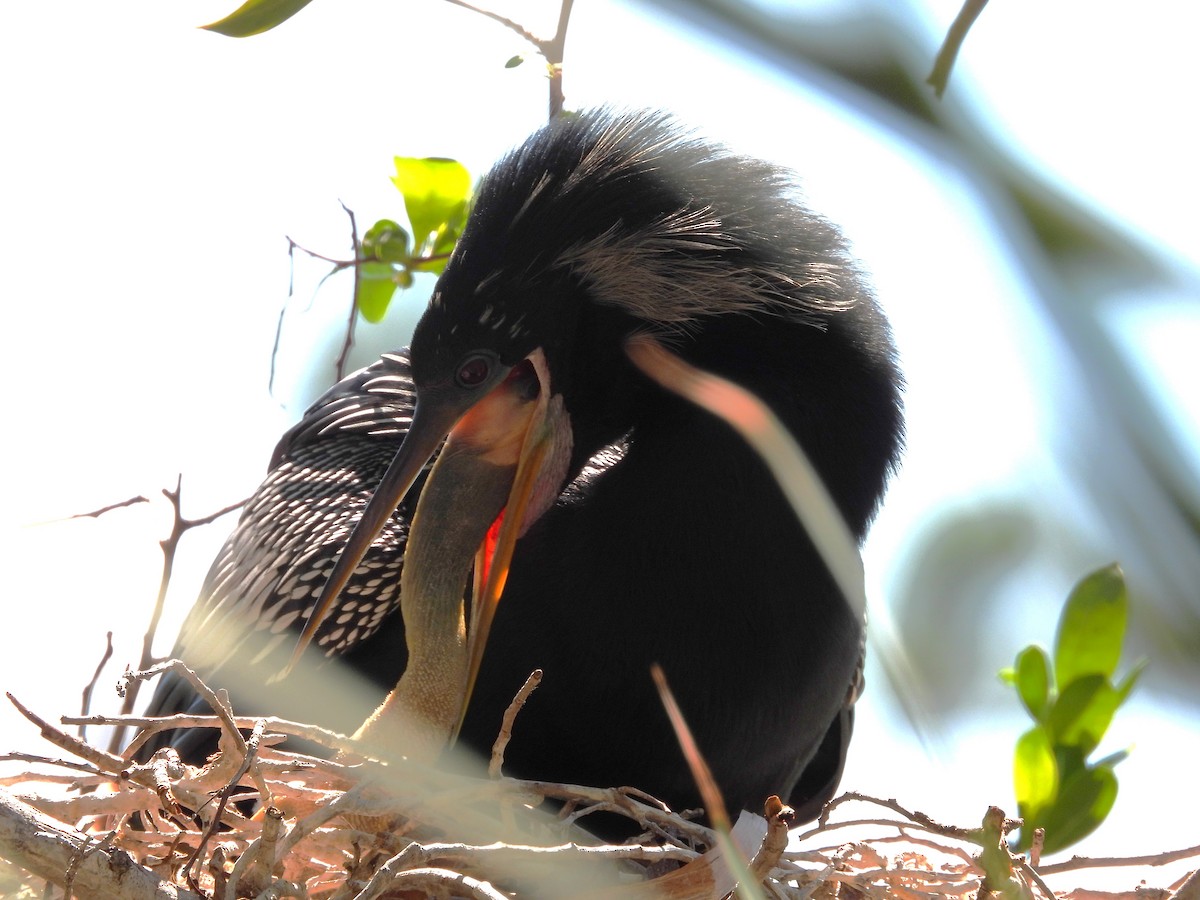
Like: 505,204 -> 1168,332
505,54 -> 525,68
1014,726 -> 1057,826
356,261 -> 398,323
1046,674 -> 1119,755
391,157 -> 471,253
1054,563 -> 1127,689
1114,658 -> 1146,707
1014,645 -> 1052,722
1038,764 -> 1119,854
201,0 -> 316,36
362,219 -> 411,265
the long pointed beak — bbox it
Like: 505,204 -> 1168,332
294,350 -> 566,759
286,399 -> 465,675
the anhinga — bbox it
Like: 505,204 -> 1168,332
143,109 -> 903,825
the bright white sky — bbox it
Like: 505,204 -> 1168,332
2,0 -> 1197,889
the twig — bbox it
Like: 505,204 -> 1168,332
1030,826 -> 1044,869
335,200 -> 361,383
1170,868 -> 1200,900
0,788 -> 205,900
222,804 -> 292,899
185,719 -> 268,885
808,792 -> 978,843
69,712 -> 357,761
1037,843 -> 1200,876
0,754 -> 103,778
489,668 -> 542,778
927,0 -> 990,98
442,0 -> 574,120
119,660 -> 249,762
9,692 -> 144,780
355,864 -> 509,900
107,481 -> 246,755
749,797 -> 793,882
79,631 -> 113,740
61,494 -> 150,521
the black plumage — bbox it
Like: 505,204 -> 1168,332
143,109 -> 903,824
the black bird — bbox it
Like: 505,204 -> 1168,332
143,110 -> 903,825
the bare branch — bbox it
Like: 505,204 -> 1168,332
79,631 -> 113,740
927,0 -> 990,98
0,789 -> 206,900
489,668 -> 542,778
107,485 -> 246,755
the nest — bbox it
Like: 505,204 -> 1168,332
1,661 -> 1197,900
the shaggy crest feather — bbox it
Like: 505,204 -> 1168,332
445,110 -> 863,341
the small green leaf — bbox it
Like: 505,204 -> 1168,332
362,219 -> 411,265
1038,764 -> 1119,854
505,54 -> 525,68
201,0 -> 316,36
391,158 -> 471,253
356,261 -> 398,323
1054,563 -> 1127,689
1014,645 -> 1052,722
1047,674 -> 1119,755
1114,659 -> 1146,707
1014,726 -> 1057,824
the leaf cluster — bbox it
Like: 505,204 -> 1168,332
1000,563 -> 1144,854
355,158 -> 472,323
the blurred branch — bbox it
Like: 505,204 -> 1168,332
106,480 -> 246,754
927,0 -> 990,98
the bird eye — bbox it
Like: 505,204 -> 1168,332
455,354 -> 493,388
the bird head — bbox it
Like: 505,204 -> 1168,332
290,109 -> 900,757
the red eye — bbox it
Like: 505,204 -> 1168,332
456,354 -> 492,388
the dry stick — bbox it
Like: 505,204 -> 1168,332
78,631 -> 113,740
1036,842 -> 1200,876
489,668 -> 543,778
334,200 -> 361,383
0,789 -> 207,900
6,693 -> 250,831
61,493 -> 150,521
9,692 -> 152,782
74,712 -> 357,762
927,0 -> 990,98
1171,867 -> 1200,900
748,797 -> 793,883
1013,856 -> 1057,900
232,805 -> 292,899
184,719 -> 268,887
106,479 -> 246,755
809,792 -> 979,843
119,661 -> 250,761
0,753 -> 104,778
357,865 -> 510,900
62,826 -> 118,899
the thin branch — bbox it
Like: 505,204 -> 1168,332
79,631 -> 113,740
64,494 -> 151,520
927,0 -> 989,98
544,0 -> 574,119
336,200 -> 361,383
0,789 -> 206,900
441,0 -> 541,48
489,668 -> 542,778
106,481 -> 246,755
1037,843 -> 1200,876
184,720 -> 268,886
441,0 -> 574,120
